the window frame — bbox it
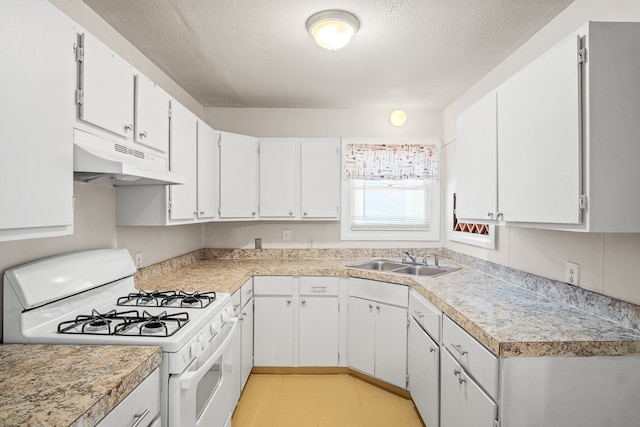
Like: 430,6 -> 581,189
340,137 -> 441,242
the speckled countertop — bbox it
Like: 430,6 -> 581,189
137,254 -> 640,359
0,344 -> 162,427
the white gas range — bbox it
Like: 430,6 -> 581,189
3,249 -> 240,427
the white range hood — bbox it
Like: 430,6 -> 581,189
73,128 -> 186,186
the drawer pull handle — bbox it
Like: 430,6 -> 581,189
131,408 -> 150,427
451,343 -> 468,355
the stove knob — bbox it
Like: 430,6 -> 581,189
198,335 -> 208,350
190,340 -> 202,358
211,320 -> 221,336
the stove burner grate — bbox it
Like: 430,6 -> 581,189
117,290 -> 177,307
114,310 -> 189,337
161,291 -> 217,308
57,309 -> 140,335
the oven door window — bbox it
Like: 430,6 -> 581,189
195,352 -> 223,420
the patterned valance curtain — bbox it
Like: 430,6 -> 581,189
344,143 -> 439,180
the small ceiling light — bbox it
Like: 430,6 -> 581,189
390,110 -> 407,127
306,10 -> 360,51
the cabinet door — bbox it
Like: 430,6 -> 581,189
347,297 -> 375,376
219,132 -> 259,219
79,32 -> 134,139
197,121 -> 219,220
259,139 -> 297,218
408,317 -> 439,427
0,0 -> 74,241
456,91 -> 498,221
441,350 -> 497,427
299,297 -> 339,366
375,302 -> 408,388
134,74 -> 170,154
169,102 -> 197,220
301,139 -> 340,219
254,297 -> 294,366
497,35 -> 582,224
240,298 -> 253,390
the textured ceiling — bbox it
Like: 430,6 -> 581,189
83,0 -> 575,109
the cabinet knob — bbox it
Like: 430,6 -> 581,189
124,123 -> 133,132
429,347 -> 436,353
303,211 -> 308,216
252,211 -> 256,216
376,305 -> 381,311
368,304 -> 373,309
286,299 -> 292,305
200,211 -> 205,216
139,130 -> 148,139
496,212 -> 504,220
454,368 -> 461,376
487,212 -> 494,219
289,210 -> 294,216
301,299 -> 306,305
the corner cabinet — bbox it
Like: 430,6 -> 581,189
456,22 -> 640,231
218,132 -> 259,220
347,278 -> 408,389
0,0 -> 75,241
259,138 -> 340,220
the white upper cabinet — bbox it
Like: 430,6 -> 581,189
301,139 -> 340,219
259,139 -> 298,218
134,74 -> 170,154
0,0 -> 75,241
77,32 -> 134,140
168,102 -> 198,221
259,138 -> 340,220
219,132 -> 259,220
196,121 -> 219,220
456,22 -> 640,232
497,34 -> 582,225
455,92 -> 498,223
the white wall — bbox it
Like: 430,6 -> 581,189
443,0 -> 640,306
203,107 -> 444,249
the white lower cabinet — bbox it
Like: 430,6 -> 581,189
299,277 -> 340,366
253,276 -> 341,367
347,278 -> 408,389
238,279 -> 254,390
441,349 -> 497,427
408,289 -> 441,427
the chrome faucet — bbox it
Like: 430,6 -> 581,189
401,251 -> 417,264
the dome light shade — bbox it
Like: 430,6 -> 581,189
390,110 -> 407,126
306,10 -> 360,51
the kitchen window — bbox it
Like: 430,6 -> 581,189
341,138 -> 441,241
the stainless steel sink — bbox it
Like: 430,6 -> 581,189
349,259 -> 459,277
349,260 -> 406,271
391,265 -> 459,277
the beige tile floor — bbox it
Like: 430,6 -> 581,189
232,374 -> 426,427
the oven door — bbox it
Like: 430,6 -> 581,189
168,317 -> 240,427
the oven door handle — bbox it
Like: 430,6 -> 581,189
179,317 -> 239,390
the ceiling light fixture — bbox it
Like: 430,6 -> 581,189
390,110 -> 407,127
306,10 -> 360,51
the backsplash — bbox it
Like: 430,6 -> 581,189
136,247 -> 640,332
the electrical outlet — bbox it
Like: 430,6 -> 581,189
282,228 -> 291,242
135,252 -> 143,268
565,261 -> 579,286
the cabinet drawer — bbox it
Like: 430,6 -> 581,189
240,278 -> 253,307
253,276 -> 294,295
300,276 -> 339,296
409,290 -> 441,342
442,316 -> 499,399
348,278 -> 408,307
